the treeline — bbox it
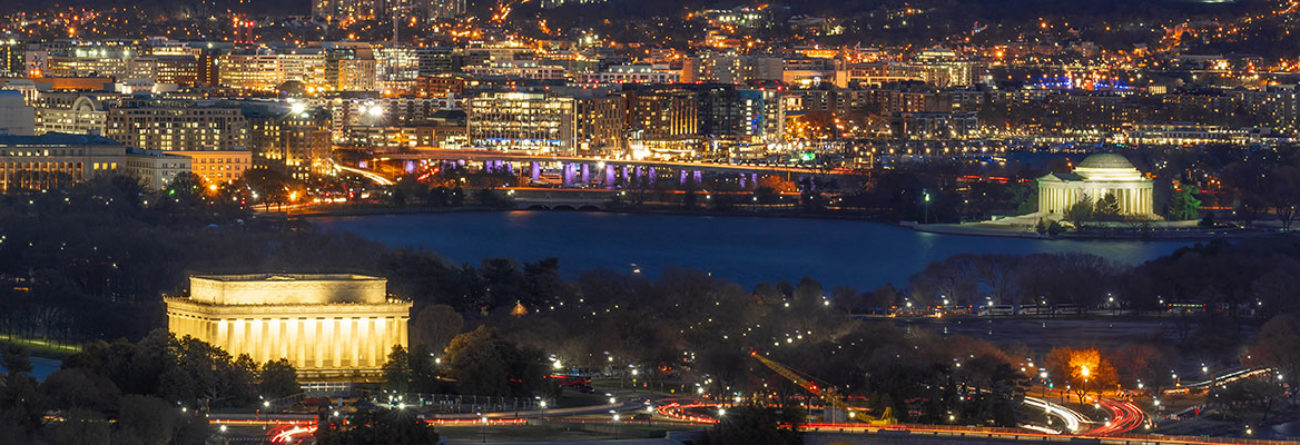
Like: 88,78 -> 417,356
396,269 -> 1032,426
0,330 -> 300,444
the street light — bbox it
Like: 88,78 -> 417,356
613,412 -> 621,439
923,189 -> 931,224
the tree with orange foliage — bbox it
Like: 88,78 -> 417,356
1045,346 -> 1118,404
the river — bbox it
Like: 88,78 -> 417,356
312,211 -> 1195,290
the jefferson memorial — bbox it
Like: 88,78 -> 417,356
1037,153 -> 1154,219
165,274 -> 412,380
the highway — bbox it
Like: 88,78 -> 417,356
1083,398 -> 1147,436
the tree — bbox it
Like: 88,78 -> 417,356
1064,197 -> 1093,223
1218,379 -> 1286,423
1168,185 -> 1202,221
118,395 -> 179,445
1045,346 -> 1117,403
1110,343 -> 1175,393
444,326 -> 546,397
706,404 -> 803,445
1093,193 -> 1122,220
260,359 -> 300,398
1012,183 -> 1038,215
0,345 -> 42,434
523,258 -> 566,307
381,346 -> 414,394
1245,315 -> 1300,389
316,406 -> 439,445
1,344 -> 33,376
46,408 -> 110,445
39,368 -> 121,412
411,305 -> 464,353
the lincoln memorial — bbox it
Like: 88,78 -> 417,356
1037,153 -> 1154,220
164,274 -> 412,380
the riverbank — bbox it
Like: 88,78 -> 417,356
906,221 -> 1268,241
285,203 -> 1263,242
276,201 -> 885,223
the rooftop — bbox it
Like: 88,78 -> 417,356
1076,153 -> 1135,170
0,132 -> 122,147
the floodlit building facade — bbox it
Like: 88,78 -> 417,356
171,148 -> 252,184
164,274 -> 412,380
1037,153 -> 1154,220
0,133 -> 124,192
123,147 -> 193,190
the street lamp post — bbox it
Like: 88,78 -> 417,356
613,413 -> 621,440
1081,365 -> 1091,404
923,190 -> 931,224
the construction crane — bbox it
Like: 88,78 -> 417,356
749,351 -> 894,425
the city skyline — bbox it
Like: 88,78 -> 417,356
1,1 -> 1299,444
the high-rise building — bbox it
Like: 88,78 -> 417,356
625,85 -> 699,156
326,46 -> 377,92
0,41 -> 24,78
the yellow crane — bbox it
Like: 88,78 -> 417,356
749,351 -> 894,425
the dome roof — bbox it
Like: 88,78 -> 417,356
1076,153 -> 1135,170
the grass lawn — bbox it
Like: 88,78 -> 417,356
0,334 -> 81,358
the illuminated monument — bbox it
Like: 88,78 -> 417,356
1037,153 -> 1154,220
165,274 -> 412,380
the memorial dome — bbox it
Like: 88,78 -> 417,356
1076,153 -> 1136,170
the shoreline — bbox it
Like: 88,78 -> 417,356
281,203 -> 885,223
908,221 -> 1271,241
275,204 -> 1277,242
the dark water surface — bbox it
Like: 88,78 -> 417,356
313,211 -> 1194,290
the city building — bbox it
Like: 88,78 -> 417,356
1037,153 -> 1154,220
123,147 -> 193,190
171,148 -> 252,184
580,64 -> 680,85
0,90 -> 37,136
325,46 -> 377,92
164,274 -> 412,380
1123,123 -> 1263,146
217,50 -> 326,92
34,93 -> 113,135
464,61 -> 568,81
0,132 -> 125,192
468,92 -> 575,154
625,85 -> 699,157
890,111 -> 979,139
468,89 -> 623,155
105,101 -> 249,151
246,104 -> 332,179
0,41 -> 23,78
